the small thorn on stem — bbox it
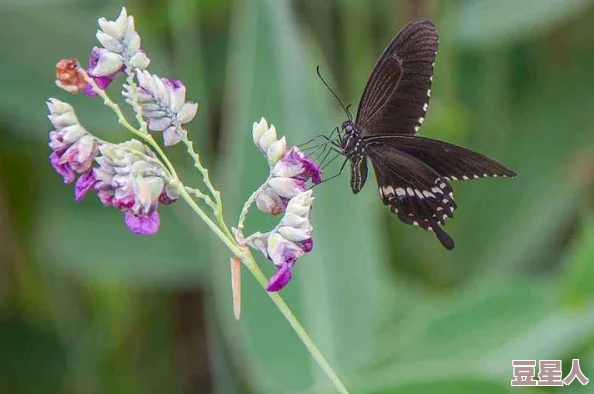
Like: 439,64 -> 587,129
231,256 -> 242,320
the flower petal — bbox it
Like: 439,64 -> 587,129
252,118 -> 269,149
258,125 -> 277,152
50,152 -> 75,183
277,225 -> 311,242
255,186 -> 287,215
96,30 -> 123,52
268,177 -> 306,199
129,51 -> 150,69
75,171 -> 96,202
267,232 -> 304,267
124,210 -> 160,235
177,102 -> 198,124
266,263 -> 293,292
90,49 -> 124,77
162,126 -> 183,146
266,136 -> 287,166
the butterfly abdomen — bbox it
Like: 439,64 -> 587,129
349,155 -> 368,194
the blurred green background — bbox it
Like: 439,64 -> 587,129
1,0 -> 594,393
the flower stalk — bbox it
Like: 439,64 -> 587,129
47,7 -> 348,393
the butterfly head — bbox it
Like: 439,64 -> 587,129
340,120 -> 363,158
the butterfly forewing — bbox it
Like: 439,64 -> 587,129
356,19 -> 438,136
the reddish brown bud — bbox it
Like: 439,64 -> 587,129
55,59 -> 86,94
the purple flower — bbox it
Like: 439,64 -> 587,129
267,260 -> 295,292
75,171 -> 96,202
93,140 -> 178,235
272,147 -> 323,184
83,47 -> 123,96
124,211 -> 160,235
47,99 -> 98,183
255,146 -> 322,215
127,70 -> 198,146
251,118 -> 322,215
246,191 -> 315,292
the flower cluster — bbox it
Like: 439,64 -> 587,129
125,70 -> 198,146
85,7 -> 149,95
94,140 -> 179,235
246,191 -> 315,291
47,99 -> 177,235
54,7 -> 198,148
252,118 -> 322,215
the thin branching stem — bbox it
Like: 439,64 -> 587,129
124,69 -> 148,134
180,130 -> 234,240
237,179 -> 269,232
185,186 -> 216,211
80,67 -> 348,394
181,131 -> 220,202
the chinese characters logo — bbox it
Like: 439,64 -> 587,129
511,359 -> 589,386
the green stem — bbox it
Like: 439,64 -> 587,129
181,131 -> 221,203
180,130 -> 234,240
178,184 -> 349,393
241,253 -> 350,394
178,184 -> 240,255
124,69 -> 149,134
185,186 -> 216,211
237,181 -> 268,232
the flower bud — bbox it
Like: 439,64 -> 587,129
259,125 -> 277,152
55,59 -> 86,94
255,186 -> 286,215
266,137 -> 287,166
252,118 -> 269,148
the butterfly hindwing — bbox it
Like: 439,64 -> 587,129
356,19 -> 438,136
367,144 -> 456,249
363,135 -> 517,181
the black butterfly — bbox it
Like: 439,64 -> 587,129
338,19 -> 516,250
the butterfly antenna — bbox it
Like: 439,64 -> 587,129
316,66 -> 352,121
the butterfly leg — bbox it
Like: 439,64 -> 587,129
321,148 -> 343,169
299,127 -> 341,150
310,157 -> 349,188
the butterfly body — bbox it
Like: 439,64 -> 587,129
338,19 -> 516,250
